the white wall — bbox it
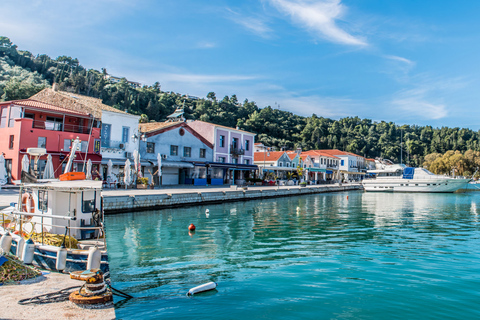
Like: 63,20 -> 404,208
101,110 -> 140,159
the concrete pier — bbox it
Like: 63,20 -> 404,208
102,183 -> 362,214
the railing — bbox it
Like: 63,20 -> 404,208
32,120 -> 91,134
230,145 -> 245,156
101,140 -> 127,149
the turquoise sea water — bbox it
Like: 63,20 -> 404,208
105,192 -> 480,320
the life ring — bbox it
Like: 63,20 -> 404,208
21,193 -> 35,218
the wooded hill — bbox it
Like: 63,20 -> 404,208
2,36 -> 480,169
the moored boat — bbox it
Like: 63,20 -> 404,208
362,159 -> 471,193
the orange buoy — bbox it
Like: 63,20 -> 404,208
347,196 -> 349,200
188,223 -> 196,231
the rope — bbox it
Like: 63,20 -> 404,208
18,286 -> 81,305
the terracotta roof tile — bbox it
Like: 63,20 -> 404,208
30,88 -> 128,119
139,121 -> 180,133
254,151 -> 286,162
2,99 -> 91,117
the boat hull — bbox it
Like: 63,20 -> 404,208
10,237 -> 109,273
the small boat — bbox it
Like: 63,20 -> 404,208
0,139 -> 109,273
362,159 -> 471,193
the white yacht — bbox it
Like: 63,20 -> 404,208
362,160 -> 471,193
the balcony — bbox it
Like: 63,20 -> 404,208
230,145 -> 245,156
32,120 -> 91,134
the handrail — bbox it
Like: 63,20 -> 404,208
11,210 -> 76,220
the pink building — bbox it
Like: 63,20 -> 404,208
0,99 -> 101,182
187,120 -> 257,185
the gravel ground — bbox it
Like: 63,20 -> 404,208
0,272 -> 116,320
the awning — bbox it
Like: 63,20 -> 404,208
326,170 -> 333,174
260,166 -> 296,171
307,168 -> 326,173
162,160 -> 194,168
206,162 -> 258,170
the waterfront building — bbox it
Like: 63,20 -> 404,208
187,120 -> 257,185
300,150 -> 339,183
138,121 -> 213,186
254,151 -> 296,180
318,149 -> 366,182
0,99 -> 100,181
30,88 -> 142,185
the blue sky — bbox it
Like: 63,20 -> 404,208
2,0 -> 480,129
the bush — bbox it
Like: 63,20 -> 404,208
299,182 -> 307,185
138,177 -> 149,185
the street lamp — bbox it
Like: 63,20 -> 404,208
131,130 -> 147,143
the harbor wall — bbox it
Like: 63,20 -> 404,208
103,185 -> 362,214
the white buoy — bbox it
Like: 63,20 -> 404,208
0,232 -> 12,254
87,246 -> 101,270
15,237 -> 25,259
56,245 -> 67,271
187,282 -> 217,295
206,209 -> 210,218
22,239 -> 35,264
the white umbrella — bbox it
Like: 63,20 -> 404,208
107,159 -> 113,182
0,154 -> 7,186
22,155 -> 29,173
42,154 -> 55,179
124,158 -> 132,189
133,149 -> 142,179
85,159 -> 92,180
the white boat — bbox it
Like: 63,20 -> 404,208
0,139 -> 109,273
362,160 -> 471,193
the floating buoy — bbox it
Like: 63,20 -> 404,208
187,282 -> 217,295
205,209 -> 210,218
0,231 -> 12,253
22,238 -> 35,264
188,223 -> 196,231
347,196 -> 349,200
87,247 -> 101,270
56,244 -> 67,271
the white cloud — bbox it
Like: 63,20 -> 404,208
384,55 -> 414,66
392,87 -> 448,120
268,0 -> 366,46
226,8 -> 273,38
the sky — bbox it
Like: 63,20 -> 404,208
2,0 -> 480,129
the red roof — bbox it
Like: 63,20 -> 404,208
319,149 -> 362,158
300,150 -> 339,159
286,152 -> 298,160
254,151 -> 286,162
1,99 -> 91,117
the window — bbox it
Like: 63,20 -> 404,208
45,116 -> 63,131
38,137 -> 46,149
233,158 -> 238,164
101,123 -> 111,147
220,135 -> 225,148
9,135 -> 14,149
200,148 -> 206,158
8,106 -> 21,127
245,159 -> 250,165
232,137 -> 238,150
64,139 -> 71,151
80,141 -> 88,153
122,127 -> 129,143
38,190 -> 48,212
184,147 -> 191,157
82,191 -> 97,213
0,107 -> 7,128
245,139 -> 250,151
147,142 -> 155,154
341,160 -> 344,166
170,145 -> 178,156
279,162 -> 283,167
218,157 -> 226,163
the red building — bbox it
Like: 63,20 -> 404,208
0,99 -> 101,182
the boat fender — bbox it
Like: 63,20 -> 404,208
15,237 -> 25,259
187,282 -> 217,296
0,231 -> 12,254
188,223 -> 196,231
87,246 -> 102,270
56,244 -> 68,271
22,239 -> 35,264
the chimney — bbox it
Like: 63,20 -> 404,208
296,147 -> 302,154
52,83 -> 58,91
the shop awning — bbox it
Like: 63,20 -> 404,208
340,170 -> 366,175
101,158 -> 154,166
307,168 -> 326,172
162,160 -> 194,168
206,162 -> 258,170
